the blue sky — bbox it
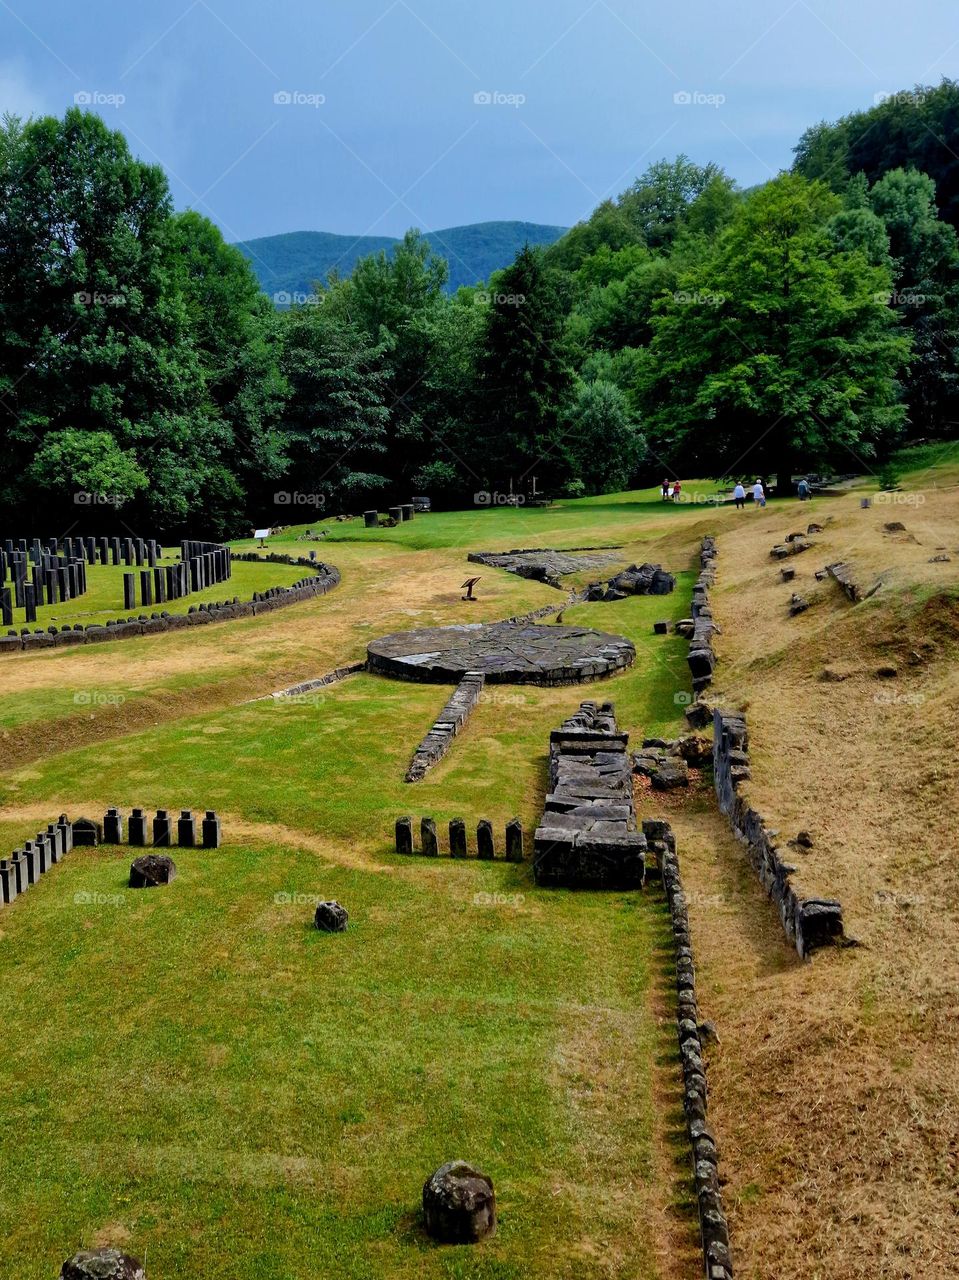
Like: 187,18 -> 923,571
2,0 -> 957,243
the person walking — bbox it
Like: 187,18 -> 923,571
671,479 -> 682,502
733,482 -> 746,510
752,479 -> 766,508
662,478 -> 671,501
797,477 -> 811,502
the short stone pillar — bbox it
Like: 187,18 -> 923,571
60,1248 -> 145,1279
123,572 -> 136,610
128,808 -> 148,847
449,819 -> 467,858
0,858 -> 17,903
364,510 -> 379,528
35,833 -> 51,874
401,503 -> 414,521
177,810 -> 196,847
388,506 -> 403,523
476,820 -> 494,860
103,808 -> 124,844
505,819 -> 524,863
202,811 -> 221,848
396,817 -> 413,855
781,567 -> 796,582
421,817 -> 438,857
653,621 -> 668,635
152,810 -> 172,847
314,900 -> 349,932
423,1160 -> 496,1243
130,854 -> 177,888
47,823 -> 63,862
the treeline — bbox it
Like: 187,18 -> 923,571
3,84 -> 959,531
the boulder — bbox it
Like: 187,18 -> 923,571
423,1160 -> 496,1243
314,900 -> 349,932
129,854 -> 177,888
651,758 -> 689,790
60,1249 -> 145,1280
671,735 -> 712,767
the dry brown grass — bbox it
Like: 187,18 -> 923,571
685,478 -> 959,1279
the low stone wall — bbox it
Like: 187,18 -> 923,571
0,557 -> 339,654
687,537 -> 717,694
655,818 -> 733,1280
406,672 -> 485,782
713,710 -> 845,958
254,661 -> 366,702
533,700 -> 646,888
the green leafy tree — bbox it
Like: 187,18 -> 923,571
474,246 -> 573,490
637,174 -> 911,489
26,429 -> 149,505
564,379 -> 645,494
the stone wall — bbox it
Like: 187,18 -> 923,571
0,556 -> 339,654
655,817 -> 733,1280
533,700 -> 646,888
713,710 -> 845,958
687,537 -> 717,694
405,672 -> 485,782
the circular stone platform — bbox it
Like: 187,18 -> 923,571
367,622 -> 634,685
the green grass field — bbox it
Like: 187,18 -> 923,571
0,485 -> 731,1278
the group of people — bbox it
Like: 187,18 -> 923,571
732,476 -> 812,508
660,478 -> 683,501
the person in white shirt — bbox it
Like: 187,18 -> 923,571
733,482 -> 746,509
753,480 -> 766,508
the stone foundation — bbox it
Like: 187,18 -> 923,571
533,701 -> 646,888
687,537 -> 717,695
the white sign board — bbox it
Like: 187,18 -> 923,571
254,528 -> 271,540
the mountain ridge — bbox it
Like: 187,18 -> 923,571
235,220 -> 568,299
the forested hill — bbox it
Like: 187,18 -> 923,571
235,221 -> 567,299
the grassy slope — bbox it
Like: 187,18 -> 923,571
0,485 -> 712,1280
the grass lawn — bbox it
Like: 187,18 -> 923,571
0,488 -> 717,1278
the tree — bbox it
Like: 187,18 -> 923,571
473,246 -> 573,490
564,380 -> 645,494
636,174 -> 911,490
867,168 -> 959,429
278,304 -> 390,509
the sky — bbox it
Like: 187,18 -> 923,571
2,0 -> 958,245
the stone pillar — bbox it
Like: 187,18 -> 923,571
505,818 -> 524,863
123,573 -> 136,611
35,833 -> 50,874
23,583 -> 36,623
22,841 -> 40,885
401,503 -> 414,521
46,824 -> 63,862
57,814 -> 73,854
477,820 -> 495,860
395,817 -> 413,855
388,506 -> 403,523
11,852 -> 26,896
139,570 -> 153,608
202,811 -> 221,848
1,587 -> 11,628
152,810 -> 172,847
154,567 -> 166,604
0,859 -> 16,904
128,808 -> 148,846
449,818 -> 467,858
177,810 -> 196,847
103,808 -> 123,844
421,817 -> 438,857
364,510 -> 379,528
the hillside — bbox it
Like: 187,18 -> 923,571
235,220 -> 567,299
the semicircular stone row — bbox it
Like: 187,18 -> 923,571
367,622 -> 635,686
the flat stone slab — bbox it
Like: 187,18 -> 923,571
368,622 -> 635,685
468,547 -> 622,582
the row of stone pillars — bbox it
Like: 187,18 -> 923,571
395,817 -> 524,861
